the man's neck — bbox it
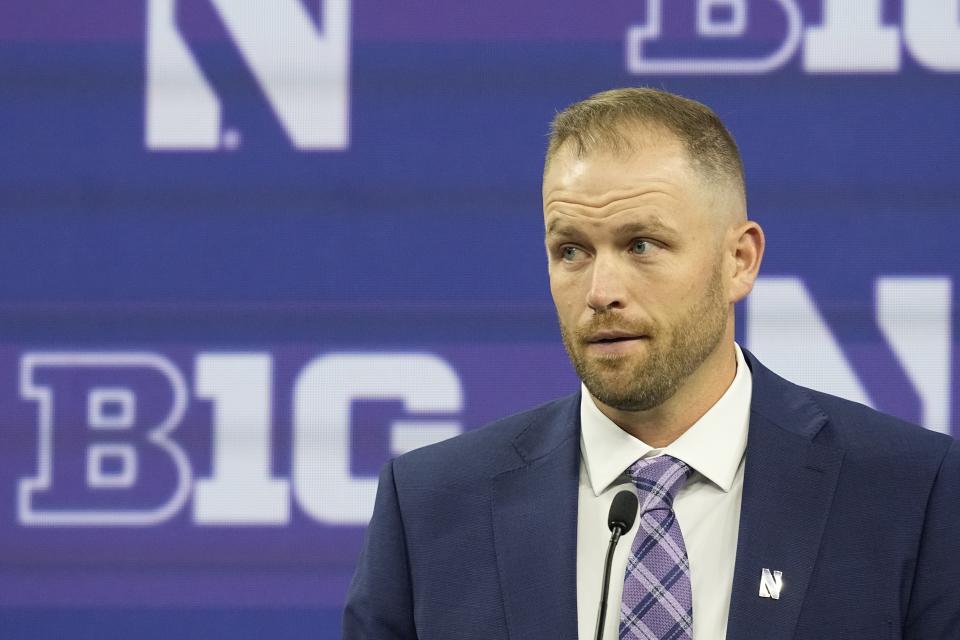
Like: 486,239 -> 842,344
592,342 -> 738,448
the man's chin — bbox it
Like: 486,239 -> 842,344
583,373 -> 638,405
587,381 -> 676,414
587,387 -> 651,413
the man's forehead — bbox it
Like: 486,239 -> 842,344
542,149 -> 744,236
546,123 -> 687,171
542,137 -> 696,205
543,136 -> 691,189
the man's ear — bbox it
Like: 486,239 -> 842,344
727,221 -> 765,304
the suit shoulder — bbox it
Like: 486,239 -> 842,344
746,347 -> 954,459
390,393 -> 577,485
805,386 -> 953,458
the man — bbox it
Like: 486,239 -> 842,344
343,88 -> 960,639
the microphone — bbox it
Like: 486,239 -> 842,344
596,490 -> 639,640
608,490 -> 639,534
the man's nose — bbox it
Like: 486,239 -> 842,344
585,254 -> 627,312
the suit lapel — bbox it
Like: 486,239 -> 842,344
726,351 -> 845,639
491,395 -> 581,640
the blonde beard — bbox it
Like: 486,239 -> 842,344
559,263 -> 728,412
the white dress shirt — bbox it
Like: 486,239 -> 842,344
576,344 -> 752,640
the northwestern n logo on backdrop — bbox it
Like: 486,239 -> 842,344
144,0 -> 351,152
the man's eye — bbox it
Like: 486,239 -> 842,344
561,246 -> 582,261
630,239 -> 651,255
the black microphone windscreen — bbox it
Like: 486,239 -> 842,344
608,490 -> 639,534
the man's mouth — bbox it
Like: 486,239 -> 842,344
586,332 -> 647,345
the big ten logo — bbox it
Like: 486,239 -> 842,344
144,0 -> 350,151
18,353 -> 461,527
628,0 -> 960,74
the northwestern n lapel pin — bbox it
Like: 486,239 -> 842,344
759,568 -> 783,599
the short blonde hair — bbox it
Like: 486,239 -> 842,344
545,87 -> 745,199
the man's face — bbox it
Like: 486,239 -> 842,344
542,134 -> 733,412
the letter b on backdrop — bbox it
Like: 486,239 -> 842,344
19,354 -> 191,526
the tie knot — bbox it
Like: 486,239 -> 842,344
626,455 -> 692,513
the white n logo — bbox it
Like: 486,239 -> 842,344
758,568 -> 783,599
748,277 -> 953,435
145,0 -> 350,151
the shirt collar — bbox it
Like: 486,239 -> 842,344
580,343 -> 752,496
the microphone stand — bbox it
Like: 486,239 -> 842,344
596,490 -> 638,640
595,525 -> 624,640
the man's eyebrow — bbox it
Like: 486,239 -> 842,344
545,217 -> 677,238
545,220 -> 579,238
612,218 -> 677,236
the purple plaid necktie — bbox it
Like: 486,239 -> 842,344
619,455 -> 694,640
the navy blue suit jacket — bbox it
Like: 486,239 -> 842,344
343,350 -> 960,639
